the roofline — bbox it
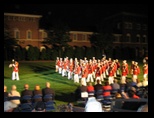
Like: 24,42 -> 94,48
4,12 -> 42,18
103,12 -> 147,21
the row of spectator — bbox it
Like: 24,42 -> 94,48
4,82 -> 55,112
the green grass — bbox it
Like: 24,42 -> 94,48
4,61 -> 80,107
4,60 -> 145,108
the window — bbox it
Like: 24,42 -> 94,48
128,23 -> 132,29
14,30 -> 20,39
27,30 -> 32,39
142,35 -> 147,43
136,34 -> 140,43
82,34 -> 86,40
73,34 -> 77,40
124,22 -> 132,29
43,32 -> 47,38
113,34 -> 121,42
126,33 -> 131,42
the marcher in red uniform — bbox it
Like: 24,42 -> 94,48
132,62 -> 140,83
12,61 -> 20,80
55,57 -> 59,72
73,62 -> 81,83
108,65 -> 114,85
81,63 -> 88,86
62,58 -> 67,77
86,61 -> 94,83
95,66 -> 102,85
143,63 -> 148,81
121,65 -> 128,84
68,58 -> 74,80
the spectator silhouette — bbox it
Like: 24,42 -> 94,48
93,80 -> 103,98
32,85 -> 42,103
8,85 -> 21,105
21,84 -> 33,103
74,80 -> 87,101
42,82 -> 55,102
85,94 -> 104,112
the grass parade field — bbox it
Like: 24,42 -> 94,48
4,60 -> 145,109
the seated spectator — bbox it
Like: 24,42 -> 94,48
32,101 -> 46,112
74,80 -> 87,101
120,88 -> 130,99
130,80 -> 137,88
42,82 -> 55,102
102,81 -> 112,97
21,84 -> 33,103
4,85 -> 8,101
125,79 -> 132,91
85,94 -> 104,112
87,82 -> 94,93
93,80 -> 103,98
4,101 -> 18,112
8,85 -> 21,105
127,87 -> 140,99
120,80 -> 127,93
32,85 -> 42,103
115,90 -> 122,99
111,79 -> 120,97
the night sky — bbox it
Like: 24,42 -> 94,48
4,4 -> 148,30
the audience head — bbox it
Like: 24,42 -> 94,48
4,85 -> 7,92
46,82 -> 50,88
88,82 -> 92,86
24,84 -> 29,90
114,79 -> 118,83
105,81 -> 109,86
11,85 -> 17,91
96,80 -> 101,84
35,85 -> 41,91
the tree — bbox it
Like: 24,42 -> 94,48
42,21 -> 71,57
4,22 -> 17,60
89,31 -> 114,58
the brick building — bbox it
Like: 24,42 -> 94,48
4,12 -> 148,60
4,13 -> 93,51
102,12 -> 148,59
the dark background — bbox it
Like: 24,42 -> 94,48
4,4 -> 148,29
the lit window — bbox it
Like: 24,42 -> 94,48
136,34 -> 140,43
126,33 -> 131,42
142,35 -> 147,43
14,30 -> 20,39
73,34 -> 77,40
27,30 -> 32,39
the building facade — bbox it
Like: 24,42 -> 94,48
102,12 -> 148,59
4,12 -> 148,60
4,13 -> 93,51
4,13 -> 48,51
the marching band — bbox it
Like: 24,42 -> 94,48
55,56 -> 148,85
